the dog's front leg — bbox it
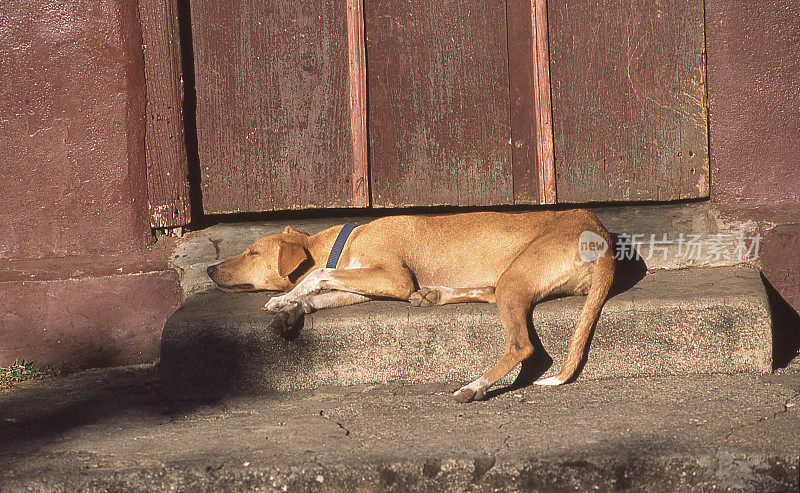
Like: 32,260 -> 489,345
264,268 -> 334,312
265,265 -> 411,335
312,265 -> 415,299
305,291 -> 371,310
267,291 -> 371,336
265,265 -> 413,312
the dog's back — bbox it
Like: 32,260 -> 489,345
343,210 -> 607,291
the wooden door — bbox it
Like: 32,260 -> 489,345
364,0 -> 517,207
141,0 -> 710,219
548,0 -> 709,202
190,0 -> 368,213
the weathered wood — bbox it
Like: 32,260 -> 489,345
346,0 -> 369,207
548,0 -> 709,202
532,0 -> 556,204
507,0 -> 540,204
365,0 -> 513,207
192,0 -> 357,213
139,0 -> 190,227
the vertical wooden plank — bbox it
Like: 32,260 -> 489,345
507,0 -> 541,204
139,0 -> 190,227
365,0 -> 513,208
346,0 -> 369,207
192,0 -> 356,213
532,0 -> 557,204
548,0 -> 709,202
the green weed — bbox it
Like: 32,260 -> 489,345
0,359 -> 72,389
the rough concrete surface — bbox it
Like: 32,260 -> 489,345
0,365 -> 798,491
161,266 -> 772,398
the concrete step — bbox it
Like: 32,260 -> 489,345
161,265 -> 772,399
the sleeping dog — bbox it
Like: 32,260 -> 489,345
207,210 -> 615,402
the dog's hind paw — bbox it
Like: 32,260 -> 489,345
533,375 -> 564,386
409,287 -> 441,307
453,378 -> 488,403
453,387 -> 476,403
268,301 -> 305,337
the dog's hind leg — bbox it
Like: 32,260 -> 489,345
409,286 -> 496,307
453,232 -> 592,403
453,281 -> 539,403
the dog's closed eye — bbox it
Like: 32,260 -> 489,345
247,250 -> 260,256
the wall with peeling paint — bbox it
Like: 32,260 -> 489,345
707,0 -> 800,205
0,0 -> 178,369
706,0 -> 800,362
0,0 -> 150,261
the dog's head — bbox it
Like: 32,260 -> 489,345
206,226 -> 310,291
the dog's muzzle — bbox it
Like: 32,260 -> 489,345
207,264 -> 255,291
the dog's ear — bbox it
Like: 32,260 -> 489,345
277,241 -> 308,278
282,225 -> 309,236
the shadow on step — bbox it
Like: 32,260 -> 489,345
608,232 -> 649,296
159,295 -> 310,400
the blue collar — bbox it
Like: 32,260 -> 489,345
326,223 -> 357,269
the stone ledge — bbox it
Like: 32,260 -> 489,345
171,202 -> 760,297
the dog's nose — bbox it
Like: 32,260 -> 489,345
207,264 -> 218,278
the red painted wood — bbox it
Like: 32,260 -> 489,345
507,0 -> 541,204
139,0 -> 190,226
365,0 -> 513,207
548,0 -> 709,202
347,0 -> 369,207
192,0 -> 359,213
532,0 -> 556,204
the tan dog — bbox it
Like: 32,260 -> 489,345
207,210 -> 615,403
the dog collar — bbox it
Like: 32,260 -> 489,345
326,223 -> 357,269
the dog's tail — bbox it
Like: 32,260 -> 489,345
534,238 -> 615,386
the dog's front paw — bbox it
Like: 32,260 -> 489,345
268,301 -> 306,336
409,287 -> 442,307
264,295 -> 293,312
